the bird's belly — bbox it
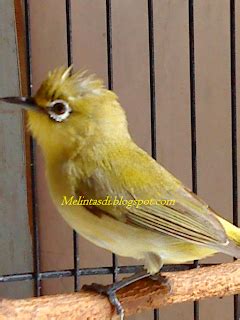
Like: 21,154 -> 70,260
57,203 -> 155,259
56,203 -> 217,266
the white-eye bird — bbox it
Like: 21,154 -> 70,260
1,66 -> 240,319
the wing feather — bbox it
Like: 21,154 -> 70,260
71,147 -> 228,248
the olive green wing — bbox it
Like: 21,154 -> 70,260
71,147 -> 228,247
125,183 -> 227,246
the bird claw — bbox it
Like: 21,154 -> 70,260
150,273 -> 172,293
82,282 -> 109,294
82,283 -> 125,319
150,273 -> 167,282
81,270 -> 169,319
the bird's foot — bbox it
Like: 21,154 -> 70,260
150,273 -> 171,293
82,283 -> 109,294
82,283 -> 124,320
82,270 -> 170,319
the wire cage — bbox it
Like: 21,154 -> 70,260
0,1 -> 239,320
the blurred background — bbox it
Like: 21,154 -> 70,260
0,1 -> 240,319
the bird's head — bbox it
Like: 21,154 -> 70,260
0,66 -> 129,159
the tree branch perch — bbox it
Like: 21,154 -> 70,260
0,260 -> 240,319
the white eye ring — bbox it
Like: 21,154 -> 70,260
48,99 -> 72,122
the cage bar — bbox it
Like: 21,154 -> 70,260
147,1 -> 159,318
188,0 -> 199,319
148,0 -> 157,161
65,0 -> 81,293
24,0 -> 41,298
1,263 -> 209,284
230,1 -> 239,319
105,0 -> 119,283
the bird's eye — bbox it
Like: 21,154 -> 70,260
52,102 -> 67,114
48,99 -> 72,122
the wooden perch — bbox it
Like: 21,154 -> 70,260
0,260 -> 240,319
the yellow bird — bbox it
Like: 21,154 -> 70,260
1,66 -> 240,318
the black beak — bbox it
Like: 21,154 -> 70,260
0,96 -> 38,110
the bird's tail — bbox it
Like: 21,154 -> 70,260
216,216 -> 240,258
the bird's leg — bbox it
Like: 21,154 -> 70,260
82,270 -> 171,319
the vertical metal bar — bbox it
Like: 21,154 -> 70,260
24,0 -> 41,297
66,0 -> 73,66
148,0 -> 157,161
189,2 -> 197,194
230,1 -> 239,319
106,0 -> 113,91
106,0 -> 118,282
188,1 -> 199,320
147,1 -> 158,319
65,0 -> 80,292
